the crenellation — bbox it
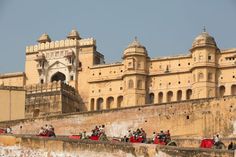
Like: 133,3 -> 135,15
26,39 -> 79,53
26,38 -> 96,54
79,38 -> 96,46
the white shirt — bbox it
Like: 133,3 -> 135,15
6,128 -> 11,134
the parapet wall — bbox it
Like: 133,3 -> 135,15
25,82 -> 81,118
26,38 -> 96,53
0,135 -> 234,157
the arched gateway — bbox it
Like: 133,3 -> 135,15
51,72 -> 66,82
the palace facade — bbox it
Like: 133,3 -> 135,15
1,29 -> 236,117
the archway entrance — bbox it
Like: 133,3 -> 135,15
51,72 -> 66,82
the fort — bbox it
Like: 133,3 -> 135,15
0,28 -> 236,156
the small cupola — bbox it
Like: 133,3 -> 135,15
191,28 -> 217,50
123,37 -> 148,59
37,33 -> 51,43
67,29 -> 81,40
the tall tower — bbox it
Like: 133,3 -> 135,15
122,38 -> 149,106
190,30 -> 219,99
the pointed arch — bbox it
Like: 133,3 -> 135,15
149,93 -> 154,104
186,89 -> 192,100
96,98 -> 104,111
158,92 -> 163,103
177,90 -> 182,101
231,85 -> 236,95
90,98 -> 95,111
219,86 -> 225,97
167,91 -> 173,102
106,97 -> 114,109
51,72 -> 66,82
117,96 -> 123,108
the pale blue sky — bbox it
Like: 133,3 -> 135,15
0,0 -> 236,73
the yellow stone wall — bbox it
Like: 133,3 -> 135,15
0,87 -> 25,121
0,72 -> 25,87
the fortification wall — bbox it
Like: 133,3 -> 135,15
0,96 -> 236,139
25,82 -> 81,118
0,135 -> 234,157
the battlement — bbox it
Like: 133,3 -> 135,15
25,81 -> 76,95
26,38 -> 96,53
25,81 -> 81,118
79,38 -> 96,47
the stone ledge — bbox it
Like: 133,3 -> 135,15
0,135 -> 234,157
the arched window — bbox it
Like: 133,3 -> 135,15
51,72 -> 66,82
208,73 -> 213,81
158,92 -> 163,103
219,86 -> 225,97
231,85 -> 236,95
96,98 -> 103,111
90,98 -> 95,111
149,93 -> 154,104
167,91 -> 173,102
128,79 -> 134,89
186,89 -> 192,100
117,96 -> 123,108
137,80 -> 142,89
198,73 -> 204,81
177,90 -> 182,101
106,97 -> 114,109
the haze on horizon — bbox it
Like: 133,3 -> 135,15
0,0 -> 236,73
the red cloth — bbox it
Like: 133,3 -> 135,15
153,137 -> 166,145
68,135 -> 82,140
0,129 -> 5,134
200,139 -> 214,148
130,136 -> 144,143
90,135 -> 99,141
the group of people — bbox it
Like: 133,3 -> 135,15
123,128 -> 147,142
91,125 -> 106,137
152,130 -> 171,143
38,124 -> 56,137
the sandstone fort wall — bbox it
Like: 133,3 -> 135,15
0,96 -> 235,139
0,135 -> 234,157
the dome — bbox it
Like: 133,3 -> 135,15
123,37 -> 147,58
127,37 -> 145,48
37,33 -> 51,43
192,31 -> 217,49
67,29 -> 81,40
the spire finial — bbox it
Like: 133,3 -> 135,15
203,26 -> 206,32
134,36 -> 138,41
